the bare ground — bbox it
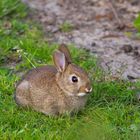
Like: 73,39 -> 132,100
22,0 -> 140,81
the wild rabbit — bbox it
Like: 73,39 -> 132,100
15,44 -> 92,115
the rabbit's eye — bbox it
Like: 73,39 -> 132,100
72,76 -> 78,83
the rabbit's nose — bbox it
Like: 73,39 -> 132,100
85,87 -> 92,93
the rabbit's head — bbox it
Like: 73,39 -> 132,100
53,44 -> 92,97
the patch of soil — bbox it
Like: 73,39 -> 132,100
22,0 -> 140,81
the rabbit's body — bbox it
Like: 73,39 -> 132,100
15,45 -> 92,115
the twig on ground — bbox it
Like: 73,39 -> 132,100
107,0 -> 125,29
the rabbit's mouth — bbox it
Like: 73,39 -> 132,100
62,87 -> 92,97
77,87 -> 92,97
65,91 -> 87,97
67,92 -> 87,97
77,92 -> 87,97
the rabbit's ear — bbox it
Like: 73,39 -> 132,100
58,44 -> 72,64
53,50 -> 67,72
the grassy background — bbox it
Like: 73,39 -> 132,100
0,0 -> 140,139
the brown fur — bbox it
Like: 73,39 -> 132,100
15,45 -> 92,116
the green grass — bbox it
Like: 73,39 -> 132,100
0,0 -> 140,139
134,13 -> 140,37
59,22 -> 74,32
134,14 -> 140,32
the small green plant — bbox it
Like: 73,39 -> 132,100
60,22 -> 74,32
133,14 -> 140,38
134,14 -> 140,33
